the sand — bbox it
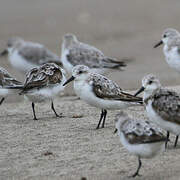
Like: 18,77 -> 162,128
0,86 -> 180,180
0,0 -> 180,179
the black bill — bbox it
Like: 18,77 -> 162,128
114,129 -> 118,134
0,49 -> 8,56
153,40 -> 163,48
63,76 -> 75,86
134,86 -> 145,97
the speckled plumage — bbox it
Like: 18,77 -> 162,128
21,63 -> 64,94
149,88 -> 180,125
0,67 -> 22,87
120,117 -> 166,144
115,111 -> 166,177
135,74 -> 180,147
64,65 -> 142,129
18,63 -> 66,120
87,73 -> 142,102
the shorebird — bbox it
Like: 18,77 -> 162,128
61,34 -> 127,75
0,67 -> 22,105
154,28 -> 180,73
63,65 -> 142,129
134,74 -> 180,148
114,111 -> 166,177
0,37 -> 62,73
9,63 -> 66,120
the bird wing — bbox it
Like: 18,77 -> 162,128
90,74 -> 142,102
18,42 -> 61,65
152,89 -> 180,124
122,119 -> 167,144
0,67 -> 22,87
67,42 -> 126,69
21,63 -> 62,93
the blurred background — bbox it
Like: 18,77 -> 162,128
0,0 -> 180,97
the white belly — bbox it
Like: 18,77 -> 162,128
74,81 -> 140,110
164,46 -> 180,73
119,132 -> 164,158
24,84 -> 65,103
0,88 -> 9,97
9,50 -> 38,73
146,100 -> 180,135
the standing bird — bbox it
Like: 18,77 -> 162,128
61,34 -> 127,75
63,65 -> 142,129
154,28 -> 180,73
9,63 -> 66,120
114,111 -> 166,177
0,67 -> 22,105
0,37 -> 62,73
134,74 -> 180,148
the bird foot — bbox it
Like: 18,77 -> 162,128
129,173 -> 142,178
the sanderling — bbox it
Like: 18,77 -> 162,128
0,37 -> 62,73
134,74 -> 180,148
0,67 -> 22,105
114,111 -> 166,177
61,34 -> 127,74
63,65 -> 142,129
154,28 -> 180,73
14,63 -> 66,120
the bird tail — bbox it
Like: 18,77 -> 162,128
103,57 -> 134,70
120,92 -> 143,104
106,58 -> 126,68
5,85 -> 24,89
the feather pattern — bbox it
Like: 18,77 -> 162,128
121,118 -> 166,144
151,89 -> 180,124
87,73 -> 142,103
21,63 -> 63,93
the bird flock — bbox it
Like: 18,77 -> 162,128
0,28 -> 180,177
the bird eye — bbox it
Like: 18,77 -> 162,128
149,80 -> 153,84
163,34 -> 167,38
79,71 -> 83,74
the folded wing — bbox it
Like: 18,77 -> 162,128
90,74 -> 142,103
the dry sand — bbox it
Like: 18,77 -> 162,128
0,0 -> 180,179
0,86 -> 180,180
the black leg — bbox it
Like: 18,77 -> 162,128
96,110 -> 104,129
0,97 -> 5,105
132,157 -> 142,178
32,102 -> 37,120
101,109 -> 107,128
51,101 -> 62,118
174,135 -> 179,148
165,131 -> 170,149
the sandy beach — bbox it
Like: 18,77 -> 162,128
0,86 -> 180,180
0,0 -> 180,179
